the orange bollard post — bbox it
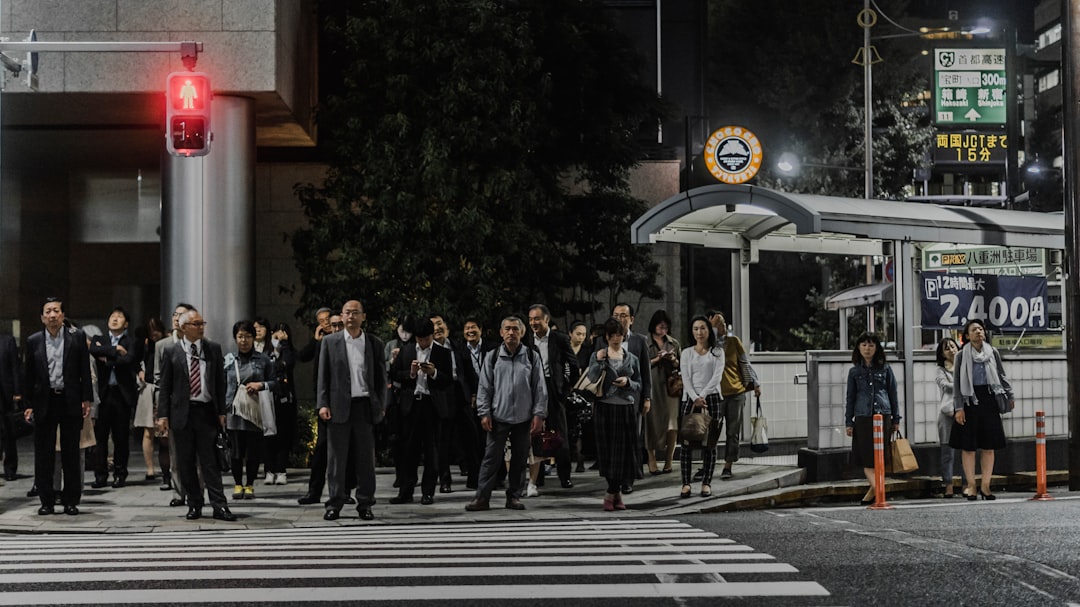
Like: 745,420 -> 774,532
1031,409 -> 1053,501
869,413 -> 892,509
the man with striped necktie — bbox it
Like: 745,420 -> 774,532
157,309 -> 235,522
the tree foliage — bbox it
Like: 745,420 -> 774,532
292,0 -> 664,330
709,0 -> 932,199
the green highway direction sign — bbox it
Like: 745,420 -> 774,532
934,48 -> 1007,126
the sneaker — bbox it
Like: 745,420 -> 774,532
720,467 -> 733,480
526,483 -> 539,498
275,472 -> 287,485
264,472 -> 276,485
232,485 -> 244,500
243,485 -> 255,499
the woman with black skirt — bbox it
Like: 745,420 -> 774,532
950,318 -> 1013,500
844,332 -> 900,505
584,317 -> 644,511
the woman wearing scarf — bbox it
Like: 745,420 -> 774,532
950,319 -> 1014,500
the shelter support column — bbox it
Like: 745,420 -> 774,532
161,96 -> 255,345
895,239 -> 916,438
731,240 -> 755,344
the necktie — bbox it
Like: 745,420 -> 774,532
189,343 -> 202,398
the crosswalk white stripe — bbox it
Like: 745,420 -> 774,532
0,526 -> 720,547
0,518 -> 831,602
0,540 -> 747,559
0,582 -> 831,605
0,552 -> 777,571
0,544 -> 757,562
0,530 -> 724,551
0,519 -> 700,543
0,562 -> 801,584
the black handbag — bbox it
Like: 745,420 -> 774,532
215,430 -> 231,474
5,410 -> 34,440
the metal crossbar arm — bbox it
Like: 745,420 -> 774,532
0,41 -> 202,52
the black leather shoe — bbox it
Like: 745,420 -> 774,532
621,484 -> 634,494
112,477 -> 126,489
185,507 -> 202,520
37,505 -> 55,516
297,493 -> 321,505
64,505 -> 79,516
560,479 -> 573,489
323,508 -> 340,521
345,496 -> 356,505
358,507 -> 374,520
213,507 -> 237,521
91,478 -> 108,489
439,483 -> 452,494
160,477 -> 173,491
420,495 -> 434,505
3,472 -> 17,482
505,497 -> 526,510
389,494 -> 413,504
27,484 -> 38,498
169,497 -> 186,507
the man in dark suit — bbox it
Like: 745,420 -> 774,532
389,318 -> 450,505
23,297 -> 93,515
0,332 -> 23,482
88,306 -> 140,488
156,309 -> 236,522
317,299 -> 387,521
430,313 -> 480,493
525,304 -> 579,489
461,316 -> 496,477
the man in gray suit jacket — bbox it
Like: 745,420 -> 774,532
156,309 -> 236,522
317,299 -> 387,521
24,297 -> 93,515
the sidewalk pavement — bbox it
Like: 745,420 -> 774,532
0,450 -> 1067,534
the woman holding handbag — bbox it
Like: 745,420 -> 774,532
950,318 -> 1013,500
646,310 -> 680,475
678,315 -> 724,498
844,332 -> 901,505
585,317 -> 644,511
224,321 -> 277,500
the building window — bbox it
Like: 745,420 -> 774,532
1037,69 -> 1060,93
1037,23 -> 1062,51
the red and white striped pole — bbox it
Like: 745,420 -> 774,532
1031,409 -> 1053,501
869,414 -> 892,509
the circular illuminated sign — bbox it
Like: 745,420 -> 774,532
704,126 -> 763,184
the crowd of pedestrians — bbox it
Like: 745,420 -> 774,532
7,294 -> 1020,521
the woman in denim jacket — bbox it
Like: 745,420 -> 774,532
844,332 -> 900,505
585,317 -> 643,512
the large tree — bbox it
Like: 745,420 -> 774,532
292,0 -> 664,330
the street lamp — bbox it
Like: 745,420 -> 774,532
775,152 -> 864,177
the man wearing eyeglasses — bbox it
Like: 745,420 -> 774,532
157,309 -> 235,522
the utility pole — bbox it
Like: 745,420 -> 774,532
1063,0 -> 1080,491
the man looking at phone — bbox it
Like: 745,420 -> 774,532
388,319 -> 451,505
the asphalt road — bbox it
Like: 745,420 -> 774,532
684,493 -> 1080,606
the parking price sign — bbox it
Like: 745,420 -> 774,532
934,48 -> 1006,126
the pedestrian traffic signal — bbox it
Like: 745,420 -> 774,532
165,71 -> 211,157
